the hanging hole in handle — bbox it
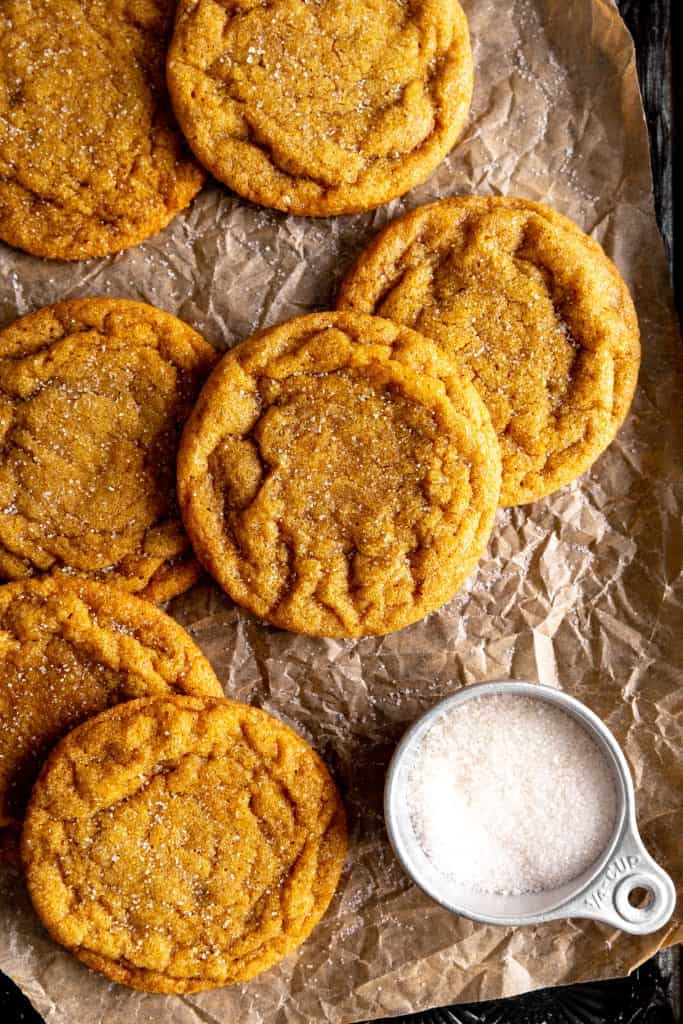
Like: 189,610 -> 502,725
614,874 -> 662,924
628,886 -> 654,910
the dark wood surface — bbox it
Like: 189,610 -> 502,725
0,2 -> 678,1023
619,0 -> 679,314
620,0 -> 674,265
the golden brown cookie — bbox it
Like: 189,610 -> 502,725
177,311 -> 501,638
166,0 -> 473,216
0,1 -> 205,260
0,576 -> 223,855
0,298 -> 217,599
337,196 -> 641,506
22,694 -> 347,993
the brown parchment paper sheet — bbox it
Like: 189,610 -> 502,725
0,0 -> 682,1021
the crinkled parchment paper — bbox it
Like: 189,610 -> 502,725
0,0 -> 681,1021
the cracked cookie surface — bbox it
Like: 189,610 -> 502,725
0,0 -> 206,260
177,312 -> 501,638
0,577 -> 223,855
0,298 -> 217,599
337,196 -> 641,506
22,694 -> 347,993
166,0 -> 473,216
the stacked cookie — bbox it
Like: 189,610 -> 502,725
2,577 -> 346,994
0,0 -> 642,1001
177,206 -> 640,635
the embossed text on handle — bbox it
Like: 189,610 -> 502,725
584,855 -> 641,910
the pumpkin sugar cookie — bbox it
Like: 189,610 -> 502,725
0,298 -> 217,600
338,196 -> 641,506
166,0 -> 473,216
22,695 -> 347,992
0,577 -> 223,854
177,312 -> 501,638
0,0 -> 205,260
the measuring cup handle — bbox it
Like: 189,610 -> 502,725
562,826 -> 677,935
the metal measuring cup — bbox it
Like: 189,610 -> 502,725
384,681 -> 676,935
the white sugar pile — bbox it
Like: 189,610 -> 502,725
407,695 -> 617,895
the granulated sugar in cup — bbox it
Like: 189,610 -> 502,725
385,681 -> 676,934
